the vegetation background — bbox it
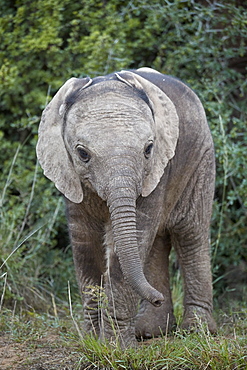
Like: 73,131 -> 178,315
0,0 -> 246,368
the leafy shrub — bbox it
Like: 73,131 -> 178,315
0,0 -> 246,308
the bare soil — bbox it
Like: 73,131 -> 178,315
0,334 -> 83,370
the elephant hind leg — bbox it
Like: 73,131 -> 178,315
169,149 -> 217,334
135,234 -> 176,339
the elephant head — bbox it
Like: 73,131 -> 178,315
36,70 -> 179,307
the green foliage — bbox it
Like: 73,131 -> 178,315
0,0 -> 246,309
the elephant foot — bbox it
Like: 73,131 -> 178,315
135,300 -> 176,340
182,305 -> 217,334
100,313 -> 138,349
100,330 -> 138,349
82,314 -> 100,337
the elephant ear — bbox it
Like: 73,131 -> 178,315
36,77 -> 92,203
116,71 -> 179,197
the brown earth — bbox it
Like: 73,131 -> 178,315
0,334 -> 83,370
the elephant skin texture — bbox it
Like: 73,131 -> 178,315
36,67 -> 217,348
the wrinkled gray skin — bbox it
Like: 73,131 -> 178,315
36,68 -> 217,348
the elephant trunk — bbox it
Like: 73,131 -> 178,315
107,184 -> 164,307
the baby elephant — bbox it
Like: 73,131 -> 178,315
37,67 -> 216,348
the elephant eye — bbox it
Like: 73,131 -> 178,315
144,142 -> 153,159
77,146 -> 91,163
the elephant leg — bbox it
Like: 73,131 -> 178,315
66,200 -> 105,337
101,252 -> 139,348
169,152 -> 217,333
171,230 -> 216,333
135,234 -> 176,339
96,222 -> 140,348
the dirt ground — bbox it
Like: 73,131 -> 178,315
0,334 -> 83,370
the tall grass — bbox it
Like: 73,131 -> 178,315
0,144 -> 76,311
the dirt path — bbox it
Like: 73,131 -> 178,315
0,334 -> 82,370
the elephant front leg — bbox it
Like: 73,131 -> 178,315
135,234 -> 176,339
100,253 -> 139,348
72,244 -> 105,337
66,200 -> 105,337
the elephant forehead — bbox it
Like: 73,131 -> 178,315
66,95 -> 154,141
66,118 -> 153,151
68,91 -> 152,121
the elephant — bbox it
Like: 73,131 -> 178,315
36,67 -> 217,348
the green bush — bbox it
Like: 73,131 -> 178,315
0,0 -> 246,308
